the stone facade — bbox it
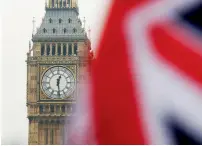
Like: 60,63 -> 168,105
26,0 -> 90,144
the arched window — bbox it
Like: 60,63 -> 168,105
53,28 -> 56,33
43,28 -> 47,33
50,105 -> 54,113
52,43 -> 56,55
63,44 -> 67,56
49,18 -> 52,23
56,0 -> 58,7
58,43 -> 61,55
39,105 -> 44,114
67,0 -> 71,7
64,28 -> 67,33
59,18 -> 62,24
68,43 -> 72,56
47,44 -> 50,55
41,44 -> 45,56
52,0 -> 55,8
45,105 -> 49,114
45,128 -> 48,144
63,0 -> 66,7
59,0 -> 62,8
73,28 -> 77,33
68,18 -> 72,23
50,129 -> 54,144
56,105 -> 60,113
62,105 -> 65,113
74,43 -> 78,56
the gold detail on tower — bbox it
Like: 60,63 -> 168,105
27,0 -> 90,144
47,0 -> 78,8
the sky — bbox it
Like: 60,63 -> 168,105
1,0 -> 112,144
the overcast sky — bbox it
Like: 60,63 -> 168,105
1,0 -> 112,144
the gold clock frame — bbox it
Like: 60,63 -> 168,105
38,64 -> 78,101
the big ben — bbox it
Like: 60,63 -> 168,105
26,0 -> 91,144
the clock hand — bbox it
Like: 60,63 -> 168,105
56,76 -> 62,97
56,76 -> 62,87
56,78 -> 59,87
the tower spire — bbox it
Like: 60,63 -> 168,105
83,17 -> 86,31
88,26 -> 91,40
29,41 -> 31,51
45,0 -> 47,8
32,17 -> 36,35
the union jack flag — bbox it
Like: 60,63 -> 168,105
67,0 -> 202,144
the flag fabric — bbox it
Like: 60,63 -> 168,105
67,0 -> 202,144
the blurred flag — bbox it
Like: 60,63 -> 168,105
67,0 -> 202,144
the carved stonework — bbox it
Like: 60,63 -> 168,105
27,0 -> 89,144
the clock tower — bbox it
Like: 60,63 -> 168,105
26,0 -> 91,144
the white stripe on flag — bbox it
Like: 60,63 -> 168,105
67,70 -> 96,144
125,0 -> 202,144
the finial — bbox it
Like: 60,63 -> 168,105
32,17 -> 36,35
45,0 -> 47,8
88,26 -> 91,40
83,17 -> 86,30
29,41 -> 31,51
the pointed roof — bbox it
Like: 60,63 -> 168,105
32,0 -> 87,42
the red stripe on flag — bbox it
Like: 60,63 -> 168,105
91,0 -> 149,144
150,23 -> 202,88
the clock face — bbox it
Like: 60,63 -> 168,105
41,66 -> 75,99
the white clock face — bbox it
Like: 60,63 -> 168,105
41,66 -> 75,99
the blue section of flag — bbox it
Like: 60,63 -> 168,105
166,118 -> 202,145
179,2 -> 202,33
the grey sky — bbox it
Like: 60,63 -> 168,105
1,0 -> 112,144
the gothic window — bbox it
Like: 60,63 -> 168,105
73,28 -> 77,33
53,28 -> 56,33
51,129 -> 54,144
39,105 -> 44,114
68,43 -> 72,56
45,129 -> 48,145
61,128 -> 64,144
59,18 -> 62,24
52,0 -> 55,7
45,105 -> 49,114
52,43 -> 56,55
59,0 -> 62,8
63,0 -> 66,7
50,105 -> 54,113
41,44 -> 45,56
49,18 -> 52,23
43,28 -> 47,33
62,105 -> 65,113
68,18 -> 72,23
58,43 -> 61,55
47,44 -> 50,55
64,28 -> 67,33
63,44 -> 67,56
56,105 -> 60,113
74,43 -> 78,55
